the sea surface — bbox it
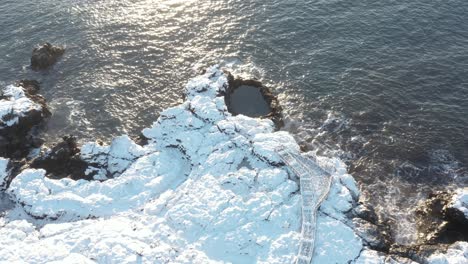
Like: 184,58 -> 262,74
0,0 -> 467,245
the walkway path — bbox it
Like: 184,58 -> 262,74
276,147 -> 333,264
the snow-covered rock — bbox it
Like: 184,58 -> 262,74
428,242 -> 468,264
423,188 -> 468,263
0,81 -> 49,158
355,249 -> 417,264
0,84 -> 42,128
1,66 -> 367,263
81,135 -> 147,179
0,158 -> 10,190
450,188 -> 468,220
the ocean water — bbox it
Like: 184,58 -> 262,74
0,0 -> 467,245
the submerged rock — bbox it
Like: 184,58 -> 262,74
30,43 -> 65,71
0,81 -> 50,158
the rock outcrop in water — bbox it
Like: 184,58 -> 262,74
30,43 -> 65,71
384,189 -> 468,263
0,81 -> 49,159
415,190 -> 468,245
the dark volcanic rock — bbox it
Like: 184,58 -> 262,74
0,81 -> 50,158
354,203 -> 379,224
390,244 -> 443,263
30,135 -> 90,180
30,43 -> 65,71
133,133 -> 149,146
17,80 -> 40,95
414,191 -> 468,245
353,217 -> 391,250
223,71 -> 283,129
352,203 -> 393,252
377,190 -> 468,262
16,80 -> 49,110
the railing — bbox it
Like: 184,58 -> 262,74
276,147 -> 333,264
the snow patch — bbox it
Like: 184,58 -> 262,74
0,158 -> 10,190
81,135 -> 147,179
428,242 -> 468,264
0,85 -> 42,127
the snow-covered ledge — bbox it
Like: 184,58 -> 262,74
0,81 -> 49,158
0,66 -> 463,263
0,84 -> 42,128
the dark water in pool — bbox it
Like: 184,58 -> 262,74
229,85 -> 271,117
0,0 -> 467,244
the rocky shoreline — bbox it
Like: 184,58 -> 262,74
0,47 -> 467,263
0,80 -> 50,159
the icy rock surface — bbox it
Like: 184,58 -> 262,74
428,242 -> 468,264
0,85 -> 42,128
450,188 -> 468,220
2,67 -> 365,263
0,158 -> 9,190
80,135 -> 147,179
355,249 -> 417,264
